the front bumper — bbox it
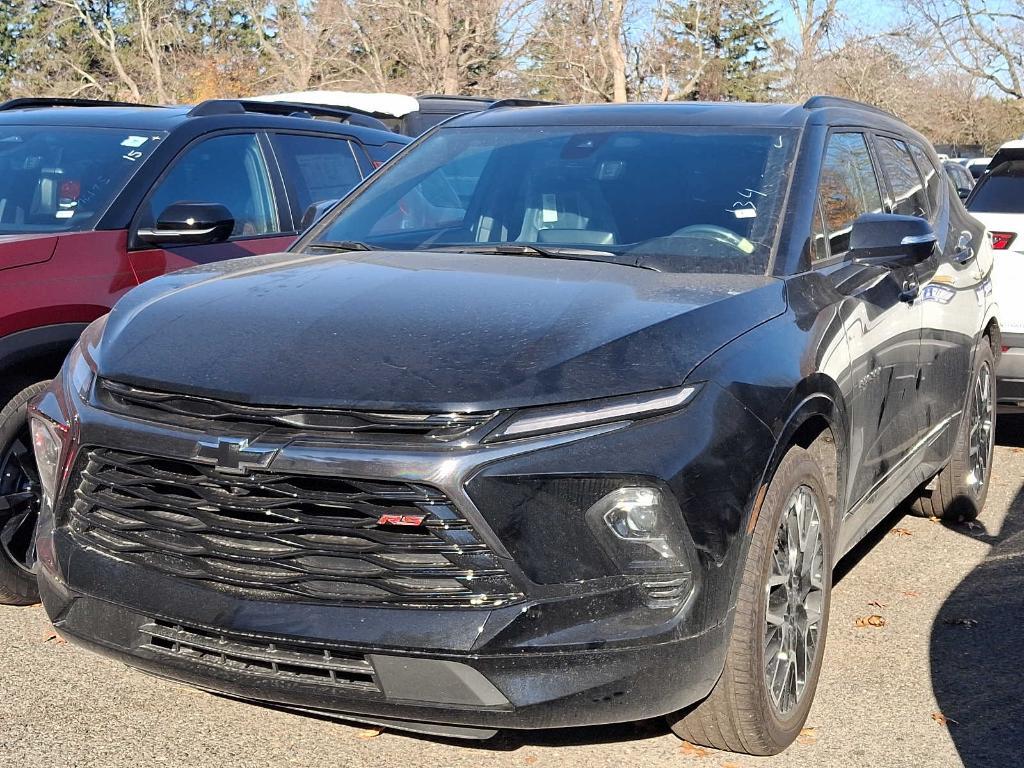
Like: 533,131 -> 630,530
40,553 -> 728,735
35,379 -> 772,734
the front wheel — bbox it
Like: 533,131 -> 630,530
668,446 -> 834,755
0,381 -> 50,605
913,343 -> 995,522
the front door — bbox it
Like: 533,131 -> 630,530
816,131 -> 925,512
128,131 -> 295,283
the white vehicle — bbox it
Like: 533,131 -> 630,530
965,141 -> 1024,409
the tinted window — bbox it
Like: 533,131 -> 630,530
968,161 -> 1024,213
819,132 -> 883,256
142,133 -> 279,237
272,134 -> 363,218
313,126 -> 798,275
876,136 -> 929,218
0,126 -> 164,234
909,143 -> 942,216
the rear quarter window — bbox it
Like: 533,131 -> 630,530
968,161 -> 1024,213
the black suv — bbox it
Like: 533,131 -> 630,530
31,98 -> 996,755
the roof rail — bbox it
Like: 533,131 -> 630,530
188,99 -> 391,131
0,97 -> 160,111
802,95 -> 894,118
487,98 -> 558,109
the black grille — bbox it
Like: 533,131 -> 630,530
97,378 -> 496,442
141,618 -> 381,693
67,448 -> 522,607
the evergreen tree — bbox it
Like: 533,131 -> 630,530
657,0 -> 779,102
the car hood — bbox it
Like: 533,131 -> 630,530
97,250 -> 787,411
0,233 -> 60,272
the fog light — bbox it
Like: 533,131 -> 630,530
586,486 -> 694,607
29,416 -> 65,507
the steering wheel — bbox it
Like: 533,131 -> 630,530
671,224 -> 755,255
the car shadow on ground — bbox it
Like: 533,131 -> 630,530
928,415 -> 1024,767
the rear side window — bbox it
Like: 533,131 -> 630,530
908,142 -> 942,217
818,132 -> 884,257
876,136 -> 929,218
968,161 -> 1024,213
271,133 -> 364,219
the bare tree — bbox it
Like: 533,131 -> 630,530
908,0 -> 1024,99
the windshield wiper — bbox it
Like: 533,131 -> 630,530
312,240 -> 380,252
427,243 -> 656,270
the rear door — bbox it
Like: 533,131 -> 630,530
268,132 -> 366,228
891,137 -> 985,470
128,131 -> 295,282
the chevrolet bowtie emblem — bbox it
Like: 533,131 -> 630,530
193,437 -> 277,474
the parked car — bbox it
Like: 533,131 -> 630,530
253,91 -> 554,135
943,159 -> 974,199
965,140 -> 1024,409
31,97 -> 996,755
965,156 -> 992,179
0,96 -> 409,605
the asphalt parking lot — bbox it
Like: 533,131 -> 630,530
3,422 -> 1023,768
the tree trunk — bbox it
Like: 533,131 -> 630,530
435,0 -> 460,93
606,0 -> 627,101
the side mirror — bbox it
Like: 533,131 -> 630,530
137,202 -> 234,247
849,213 -> 936,269
299,199 -> 339,232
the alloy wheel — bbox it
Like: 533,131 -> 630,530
0,426 -> 40,574
764,484 -> 824,716
966,361 -> 994,493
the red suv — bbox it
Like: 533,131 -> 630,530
0,97 -> 408,604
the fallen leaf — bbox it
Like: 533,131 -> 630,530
890,527 -> 913,537
43,632 -> 66,645
902,590 -> 920,598
721,763 -> 742,768
855,614 -> 887,628
928,515 -> 941,523
679,741 -> 710,757
867,600 -> 888,609
796,726 -> 818,745
353,727 -> 383,740
524,756 -> 539,765
943,618 -> 979,628
931,712 -> 958,727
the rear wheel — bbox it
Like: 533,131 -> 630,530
0,381 -> 49,605
913,343 -> 995,521
668,447 -> 833,755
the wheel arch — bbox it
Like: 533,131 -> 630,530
746,375 -> 850,557
0,323 -> 87,405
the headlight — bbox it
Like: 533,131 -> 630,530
26,314 -> 105,509
29,416 -> 66,507
484,384 -> 699,442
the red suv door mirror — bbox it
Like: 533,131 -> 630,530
137,202 -> 235,247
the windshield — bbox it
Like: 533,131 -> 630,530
308,125 -> 797,274
0,126 -> 165,233
968,160 -> 1024,213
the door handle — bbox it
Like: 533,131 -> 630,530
953,231 -> 975,264
899,278 -> 919,303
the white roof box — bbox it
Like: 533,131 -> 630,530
249,91 -> 420,118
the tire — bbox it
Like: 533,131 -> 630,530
913,342 -> 995,522
0,381 -> 50,606
668,446 -> 834,755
